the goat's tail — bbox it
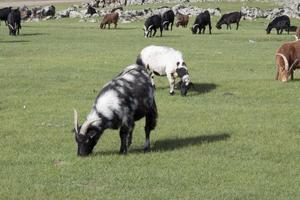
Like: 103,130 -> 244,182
146,99 -> 158,131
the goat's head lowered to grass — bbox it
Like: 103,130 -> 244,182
73,109 -> 103,156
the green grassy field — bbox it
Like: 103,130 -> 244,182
0,2 -> 300,199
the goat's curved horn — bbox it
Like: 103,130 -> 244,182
73,109 -> 79,134
163,21 -> 169,26
79,118 -> 102,135
147,25 -> 153,31
8,24 -> 15,31
192,24 -> 199,29
276,53 -> 289,71
289,59 -> 299,73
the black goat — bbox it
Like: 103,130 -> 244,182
191,10 -> 211,34
73,64 -> 158,156
266,15 -> 290,35
162,10 -> 175,31
216,11 -> 242,30
7,9 -> 21,36
143,15 -> 163,38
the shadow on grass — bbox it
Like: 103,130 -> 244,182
156,83 -> 217,95
0,40 -> 29,43
189,82 -> 217,96
21,33 -> 48,36
93,133 -> 230,156
152,133 -> 231,152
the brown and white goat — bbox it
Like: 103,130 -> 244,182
100,12 -> 119,29
275,40 -> 300,82
295,27 -> 300,40
176,14 -> 189,28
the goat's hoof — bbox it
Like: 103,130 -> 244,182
143,147 -> 150,153
169,91 -> 175,96
119,149 -> 127,155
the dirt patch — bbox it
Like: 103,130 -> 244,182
0,0 -> 90,7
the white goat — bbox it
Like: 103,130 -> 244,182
137,45 -> 191,96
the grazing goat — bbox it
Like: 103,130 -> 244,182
7,9 -> 21,36
162,10 -> 175,31
176,14 -> 189,28
266,15 -> 290,35
275,40 -> 300,82
143,15 -> 163,38
295,27 -> 300,40
73,64 -> 157,156
100,12 -> 119,29
216,11 -> 242,30
191,10 -> 211,34
137,45 -> 191,96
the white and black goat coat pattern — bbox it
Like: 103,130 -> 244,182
73,64 -> 158,156
137,45 -> 191,96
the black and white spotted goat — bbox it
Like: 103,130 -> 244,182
73,64 -> 158,156
136,45 -> 191,96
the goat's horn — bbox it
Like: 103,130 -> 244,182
289,59 -> 299,73
79,118 -> 102,135
147,25 -> 153,31
163,21 -> 169,25
73,109 -> 79,134
192,24 -> 199,29
276,53 -> 289,71
8,24 -> 15,31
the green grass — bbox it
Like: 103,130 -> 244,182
0,2 -> 300,199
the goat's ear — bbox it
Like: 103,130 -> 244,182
176,62 -> 180,66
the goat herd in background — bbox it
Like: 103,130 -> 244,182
1,4 -> 300,156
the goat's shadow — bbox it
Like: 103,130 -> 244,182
93,133 -> 230,156
0,40 -> 29,43
21,33 -> 48,36
188,82 -> 217,95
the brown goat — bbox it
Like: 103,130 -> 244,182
275,40 -> 300,82
100,12 -> 119,29
295,27 -> 300,40
176,14 -> 189,28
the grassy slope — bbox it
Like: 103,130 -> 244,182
0,2 -> 299,200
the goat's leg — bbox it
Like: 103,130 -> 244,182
236,22 -> 239,30
229,24 -> 232,30
152,28 -> 157,37
108,23 -> 110,29
119,126 -> 130,154
127,123 -> 134,148
170,22 -> 173,31
167,73 -> 176,95
202,27 -> 206,34
291,70 -> 294,80
209,22 -> 212,34
275,69 -> 279,80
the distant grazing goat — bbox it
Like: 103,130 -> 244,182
137,45 -> 191,96
176,14 -> 189,28
7,9 -> 21,36
216,11 -> 242,30
73,64 -> 157,156
162,10 -> 174,30
100,8 -> 121,29
191,10 -> 211,34
275,40 -> 300,82
266,15 -> 290,34
143,15 -> 163,38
